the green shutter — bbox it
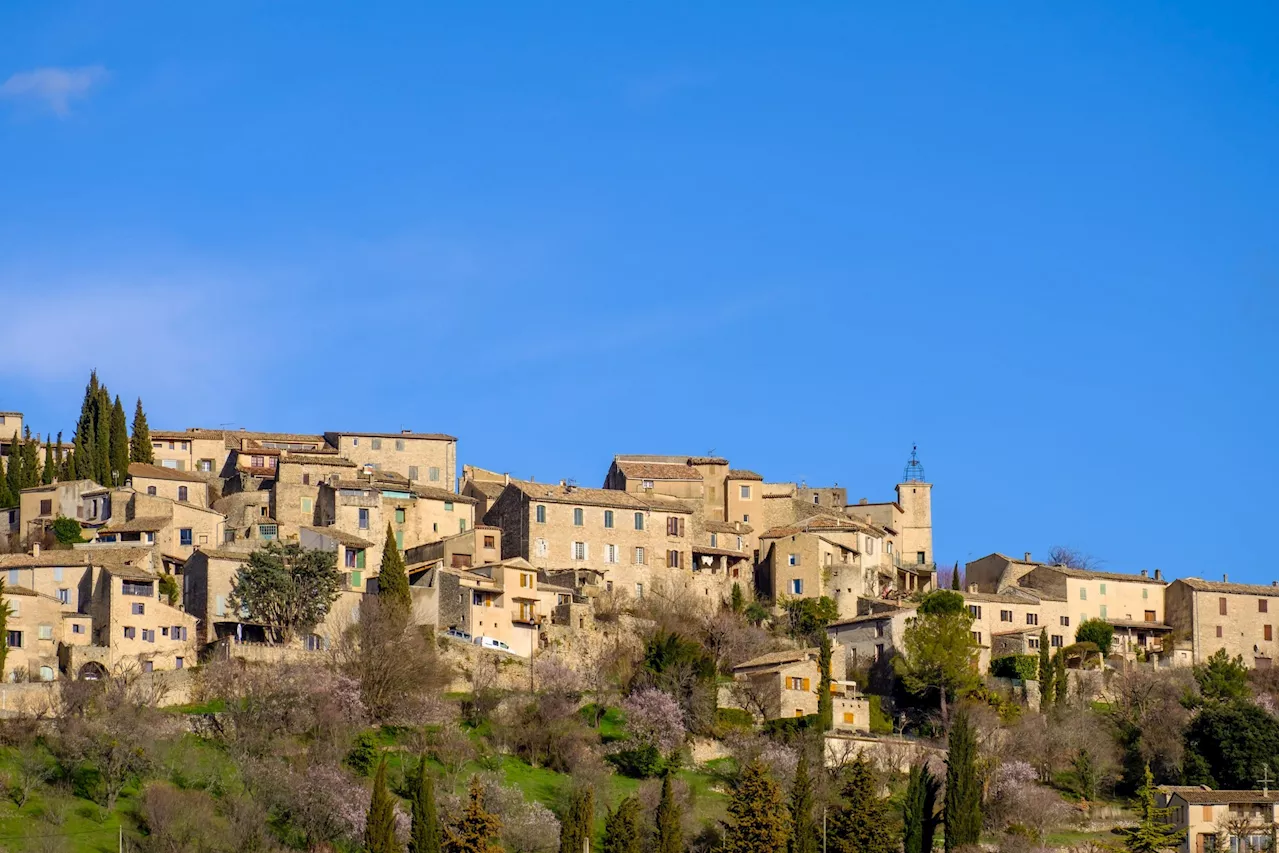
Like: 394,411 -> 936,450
395,531 -> 404,549
351,570 -> 362,588
356,549 -> 365,569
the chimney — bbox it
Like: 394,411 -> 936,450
1024,552 -> 1032,562
559,479 -> 566,488
401,429 -> 411,434
967,582 -> 977,593
1222,573 -> 1228,583
1140,569 -> 1148,578
1154,568 -> 1163,581
31,542 -> 40,557
859,498 -> 868,505
503,473 -> 510,486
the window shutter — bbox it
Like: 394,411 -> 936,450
802,678 -> 811,691
678,517 -> 685,537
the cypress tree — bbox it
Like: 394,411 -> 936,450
902,761 -> 940,853
0,457 -> 13,509
724,759 -> 789,853
817,633 -> 833,731
1118,765 -> 1186,853
41,438 -> 54,485
602,796 -> 641,853
1054,651 -> 1068,705
5,433 -> 21,499
655,773 -> 681,853
20,428 -> 39,489
408,753 -> 441,853
828,754 -> 895,853
446,776 -> 501,853
561,786 -> 594,853
109,395 -> 129,486
1038,628 -> 1053,709
130,398 -> 154,464
378,522 -> 412,612
943,709 -> 982,851
74,419 -> 94,482
950,562 -> 961,590
788,749 -> 816,853
364,758 -> 399,853
55,433 -> 68,481
92,400 -> 110,486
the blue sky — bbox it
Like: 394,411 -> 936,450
1,3 -> 1275,583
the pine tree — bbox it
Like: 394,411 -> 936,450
602,796 -> 641,853
943,709 -> 982,851
828,754 -> 895,853
724,759 -> 789,853
902,761 -> 940,853
731,582 -> 745,613
364,757 -> 400,853
788,749 -> 817,853
1118,765 -> 1186,853
5,433 -> 21,499
20,428 -> 39,489
560,786 -> 594,853
1054,650 -> 1068,705
817,633 -> 833,731
1038,627 -> 1053,709
950,562 -> 961,590
109,395 -> 129,486
130,398 -> 154,464
41,438 -> 53,485
378,522 -> 412,612
445,776 -> 501,853
409,753 -> 441,853
655,772 -> 681,853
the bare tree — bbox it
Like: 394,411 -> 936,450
1045,546 -> 1101,570
9,743 -> 53,806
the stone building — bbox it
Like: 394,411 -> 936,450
728,645 -> 869,731
127,463 -> 210,508
271,451 -> 358,533
17,480 -> 102,544
94,490 -> 226,561
323,430 -> 457,490
484,478 -> 698,598
827,605 -> 917,671
1165,577 -> 1278,668
1018,564 -> 1169,658
1157,787 -> 1278,853
959,588 -> 1068,669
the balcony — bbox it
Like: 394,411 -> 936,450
891,553 -> 936,572
512,612 -> 544,626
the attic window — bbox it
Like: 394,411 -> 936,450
642,479 -> 654,489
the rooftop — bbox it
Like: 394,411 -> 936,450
128,462 -> 206,484
734,647 -> 816,670
1166,788 -> 1279,805
1173,577 -> 1279,597
727,469 -> 763,481
325,429 -> 456,441
99,516 -> 170,534
614,461 -> 702,481
300,526 -> 376,550
1036,564 -> 1168,585
511,479 -> 689,511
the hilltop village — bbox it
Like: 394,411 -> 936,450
0,379 -> 1275,852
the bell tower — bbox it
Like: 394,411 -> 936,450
895,444 -> 933,567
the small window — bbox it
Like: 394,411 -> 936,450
180,528 -> 193,546
5,631 -> 20,648
395,530 -> 404,549
790,578 -> 803,595
38,666 -> 54,681
371,438 -> 382,450
142,660 -> 153,673
968,605 -> 982,619
1099,583 -> 1107,595
395,508 -> 406,524
604,510 -> 614,528
395,439 -> 405,452
57,589 -> 69,605
37,625 -> 52,641
971,632 -> 982,644
573,542 -> 586,560
123,627 -> 135,640
428,467 -> 440,482
1099,604 -> 1108,620
635,583 -> 644,599
535,538 -> 548,557
1051,634 -> 1063,647
739,485 -> 751,499
177,486 -> 188,502
1266,625 -> 1273,642
301,497 -> 313,514
132,603 -> 145,615
1144,610 -> 1156,623
352,437 -> 359,446
345,549 -> 358,568
350,571 -> 362,588
634,512 -> 644,530
1060,616 -> 1070,627
1219,597 -> 1227,616
788,553 -> 799,566
667,550 -> 680,569
573,508 -> 584,526
634,547 -> 645,565
408,466 -> 418,480
536,505 -> 547,524
444,501 -> 454,511
483,535 -> 495,548
175,657 -> 184,669
72,623 -> 84,635
1080,587 -> 1087,601
358,508 -> 369,529
1026,613 -> 1038,626
146,486 -> 157,496
743,514 -> 750,523
1000,610 -> 1012,622
251,455 -> 264,468
1260,599 -> 1269,613
1216,625 -> 1223,638
606,544 -> 618,564
459,519 -> 466,532
916,552 -> 926,565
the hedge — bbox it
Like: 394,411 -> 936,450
868,695 -> 893,735
990,654 -> 1039,681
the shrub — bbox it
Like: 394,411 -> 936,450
991,655 -> 1039,682
868,696 -> 893,735
715,707 -> 755,731
607,744 -> 667,778
347,731 -> 381,776
762,714 -> 819,741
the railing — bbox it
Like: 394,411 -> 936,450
891,553 -> 936,572
512,613 -> 544,626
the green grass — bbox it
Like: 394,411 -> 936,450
163,697 -> 227,714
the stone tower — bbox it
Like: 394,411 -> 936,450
895,445 -> 933,566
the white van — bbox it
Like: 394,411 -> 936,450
474,636 -> 512,652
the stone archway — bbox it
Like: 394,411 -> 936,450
77,661 -> 108,681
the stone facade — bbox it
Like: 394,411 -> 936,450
127,463 -> 210,508
270,452 -> 357,534
1165,578 -> 1278,668
1157,787 -> 1278,853
324,431 -> 457,491
17,480 -> 101,544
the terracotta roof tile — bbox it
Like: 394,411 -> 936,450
327,430 -> 456,441
99,516 -> 169,534
1169,789 -> 1278,805
686,457 -> 729,466
727,469 -> 763,481
300,526 -> 376,549
1041,565 -> 1168,585
734,647 -> 817,670
1173,577 -> 1278,597
615,461 -> 702,481
128,463 -> 206,484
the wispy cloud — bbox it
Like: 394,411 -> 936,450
1,65 -> 107,116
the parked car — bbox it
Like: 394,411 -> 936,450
444,628 -> 471,642
474,636 -> 513,653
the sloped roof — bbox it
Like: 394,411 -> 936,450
761,513 -> 866,539
686,457 -> 729,465
279,451 -> 355,467
727,469 -> 763,481
1169,788 -> 1278,805
99,516 -> 169,534
511,480 -> 654,510
1,585 -> 37,597
1039,565 -> 1167,585
128,463 -> 206,484
465,480 -> 508,499
1173,577 -> 1278,597
300,526 -> 376,549
734,647 -> 816,670
615,461 -> 701,481
702,519 -> 752,534
327,430 -> 456,441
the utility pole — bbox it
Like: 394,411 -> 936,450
822,805 -> 827,853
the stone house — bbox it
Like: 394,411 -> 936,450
127,463 -> 210,508
323,430 -> 457,490
756,514 -> 891,618
484,479 -> 695,599
405,526 -> 503,572
459,467 -> 509,520
827,605 -> 918,671
86,561 -> 197,673
1018,565 -> 1168,658
435,557 -> 545,657
1165,577 -> 1278,668
0,412 -> 24,458
0,584 -> 89,682
729,645 -> 869,731
271,451 -> 358,533
148,428 -> 327,480
17,480 -> 102,544
965,552 -> 1047,593
299,527 -> 378,593
1157,787 -> 1278,853
94,491 -> 226,561
960,588 -> 1069,669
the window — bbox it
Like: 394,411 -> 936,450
605,544 -> 618,564
215,595 -> 226,616
1142,588 -> 1148,599
1266,625 -> 1274,642
345,549 -> 358,568
7,631 -> 21,648
916,552 -> 926,564
1028,637 -> 1039,649
604,510 -> 614,528
72,623 -> 84,634
302,497 -> 313,514
634,547 -> 645,565
395,439 -> 405,451
1144,610 -> 1156,623
395,508 -> 406,524
1216,625 -> 1223,638
790,579 -> 803,595
142,629 -> 155,643
813,495 -> 820,504
444,501 -> 454,511
53,565 -> 63,583
875,643 -> 885,660
573,542 -> 587,561
251,455 -> 265,468
573,508 -> 584,526
428,467 -> 440,482
37,625 -> 52,641
142,660 -> 153,673
57,589 -> 69,605
179,528 -> 193,546
132,603 -> 145,615
38,666 -> 54,681
371,438 -> 382,450
968,605 -> 982,619
667,550 -> 681,569
122,581 -> 153,596
175,657 -> 184,669
39,499 -> 52,515
641,479 -> 654,489
787,553 -> 799,567
147,486 -> 157,496
743,514 -> 750,523
1051,634 -> 1063,647
1260,599 -> 1269,613
1060,616 -> 1070,627
535,538 -> 548,557
971,632 -> 982,644
1219,597 -> 1227,615
1000,610 -> 1013,622
1099,583 -> 1107,595
788,677 -> 809,690
1080,587 -> 1088,600
352,437 -> 359,446
198,459 -> 213,472
536,505 -> 547,524
459,519 -> 466,532
259,523 -> 278,539
395,530 -> 404,549
350,571 -> 362,588
123,627 -> 136,640
6,569 -> 16,586
178,486 -> 188,502
358,508 -> 369,529
635,583 -> 644,599
1026,613 -> 1038,626
739,485 -> 751,499
1099,604 -> 1107,619
483,535 -> 495,548
886,541 -> 892,554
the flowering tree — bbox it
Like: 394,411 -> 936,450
621,688 -> 687,755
